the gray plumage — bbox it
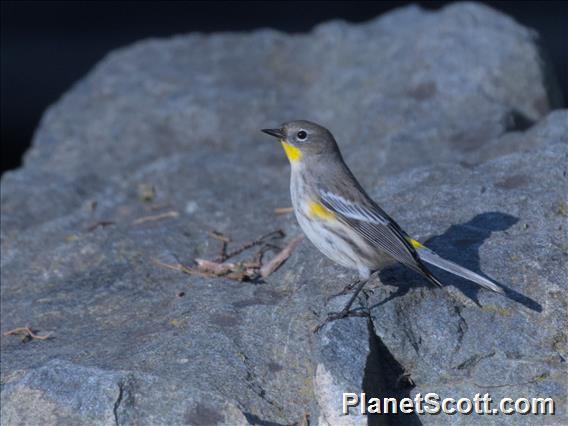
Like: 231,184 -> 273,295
262,120 -> 503,297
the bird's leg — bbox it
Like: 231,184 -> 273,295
338,277 -> 369,314
326,277 -> 361,301
314,278 -> 369,333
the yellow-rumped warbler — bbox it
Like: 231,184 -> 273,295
262,120 -> 503,329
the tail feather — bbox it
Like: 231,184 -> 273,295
416,246 -> 504,294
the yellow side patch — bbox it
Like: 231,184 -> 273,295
408,238 -> 424,249
281,141 -> 302,162
307,201 -> 335,220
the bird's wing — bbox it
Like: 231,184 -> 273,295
319,190 -> 424,273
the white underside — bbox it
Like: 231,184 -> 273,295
290,165 -> 385,280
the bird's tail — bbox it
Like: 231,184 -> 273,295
415,245 -> 504,294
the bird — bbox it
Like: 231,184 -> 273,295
261,120 -> 503,331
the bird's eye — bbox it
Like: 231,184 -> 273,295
296,130 -> 308,141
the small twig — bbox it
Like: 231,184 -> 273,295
260,235 -> 303,278
248,246 -> 269,269
153,259 -> 214,278
208,231 -> 231,243
86,220 -> 116,232
195,258 -> 236,275
133,211 -> 179,225
155,230 -> 293,282
3,326 -> 52,342
209,231 -> 231,261
213,229 -> 284,263
155,258 -> 257,281
195,258 -> 260,281
153,259 -> 192,274
275,207 -> 294,214
155,258 -> 257,282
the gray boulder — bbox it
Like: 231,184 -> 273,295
1,2 -> 566,425
1,3 -> 560,236
318,123 -> 567,424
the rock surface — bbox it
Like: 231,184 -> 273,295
1,3 -> 566,425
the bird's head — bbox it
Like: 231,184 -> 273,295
262,120 -> 339,163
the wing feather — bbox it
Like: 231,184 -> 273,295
319,191 -> 421,271
321,191 -> 389,225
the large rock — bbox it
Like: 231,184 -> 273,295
1,3 -> 566,425
1,3 -> 560,237
318,119 -> 567,424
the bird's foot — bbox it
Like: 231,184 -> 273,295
313,309 -> 368,333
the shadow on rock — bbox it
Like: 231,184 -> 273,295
242,412 -> 286,426
363,320 -> 422,426
370,212 -> 541,312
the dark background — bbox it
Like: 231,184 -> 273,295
1,1 -> 567,175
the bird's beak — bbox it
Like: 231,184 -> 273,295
261,128 -> 285,139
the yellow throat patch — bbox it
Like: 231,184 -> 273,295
281,141 -> 302,162
307,201 -> 335,220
